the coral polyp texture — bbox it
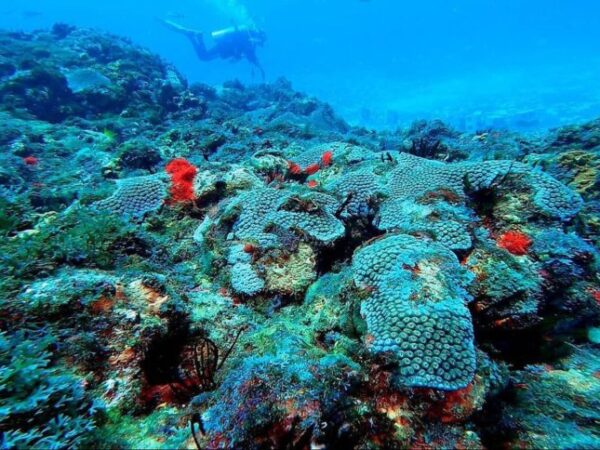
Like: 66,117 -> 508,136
0,27 -> 599,450
352,234 -> 476,390
93,175 -> 167,216
384,153 -> 583,220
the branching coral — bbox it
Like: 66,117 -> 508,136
0,331 -> 102,449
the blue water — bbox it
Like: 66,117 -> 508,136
3,0 -> 600,131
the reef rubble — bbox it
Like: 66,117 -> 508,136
0,27 -> 599,449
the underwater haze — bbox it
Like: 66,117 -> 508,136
3,0 -> 600,130
1,0 -> 600,449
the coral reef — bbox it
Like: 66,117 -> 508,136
0,26 -> 599,450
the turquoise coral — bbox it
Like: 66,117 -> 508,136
230,262 -> 265,295
231,187 -> 290,248
325,170 -> 383,218
384,153 -> 583,220
0,331 -> 102,449
94,175 -> 166,217
269,191 -> 345,244
376,200 -> 474,250
352,234 -> 476,390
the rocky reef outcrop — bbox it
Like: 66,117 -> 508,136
0,26 -> 599,449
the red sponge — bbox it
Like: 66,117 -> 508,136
497,230 -> 532,255
165,158 -> 197,202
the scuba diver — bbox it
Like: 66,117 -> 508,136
160,19 -> 267,80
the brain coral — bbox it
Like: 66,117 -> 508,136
384,153 -> 583,220
386,153 -> 465,201
94,175 -> 166,217
229,187 -> 345,248
376,199 -> 473,250
231,187 -> 291,248
325,170 -> 383,218
230,262 -> 265,296
352,234 -> 476,390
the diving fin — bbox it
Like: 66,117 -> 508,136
158,18 -> 202,36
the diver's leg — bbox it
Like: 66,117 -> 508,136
158,18 -> 215,61
249,62 -> 265,82
255,63 -> 266,82
245,51 -> 265,82
190,35 -> 220,61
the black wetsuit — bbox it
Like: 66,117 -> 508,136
189,29 -> 265,79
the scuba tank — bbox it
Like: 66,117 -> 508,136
211,24 -> 252,40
